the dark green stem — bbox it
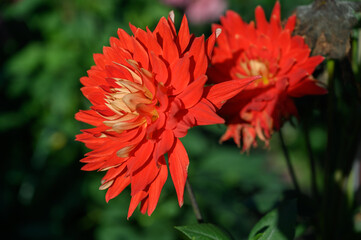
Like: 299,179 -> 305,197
304,122 -> 319,199
186,180 -> 204,223
279,130 -> 301,194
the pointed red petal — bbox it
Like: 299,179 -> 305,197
255,5 -> 268,33
177,15 -> 191,53
270,1 -> 281,26
188,36 -> 206,79
147,159 -> 168,215
168,139 -> 189,207
117,28 -> 134,52
154,129 -> 175,161
189,99 -> 224,126
169,54 -> 190,95
128,190 -> 147,219
132,37 -> 149,69
285,15 -> 296,33
205,76 -> 260,109
131,157 -> 159,197
75,110 -> 103,126
177,75 -> 207,109
105,174 -> 130,202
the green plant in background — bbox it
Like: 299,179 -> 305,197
1,0 -> 361,240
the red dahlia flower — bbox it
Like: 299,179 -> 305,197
76,12 -> 256,217
208,2 -> 327,151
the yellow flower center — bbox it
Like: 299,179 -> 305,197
236,59 -> 272,86
102,65 -> 159,133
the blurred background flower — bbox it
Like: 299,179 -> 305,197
163,0 -> 228,24
208,2 -> 327,152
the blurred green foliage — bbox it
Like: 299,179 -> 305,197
2,0 -> 358,239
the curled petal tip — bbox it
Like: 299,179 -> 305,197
169,10 -> 175,23
99,180 -> 114,190
215,28 -> 222,38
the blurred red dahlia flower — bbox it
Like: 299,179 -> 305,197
208,2 -> 327,151
75,12 -> 256,217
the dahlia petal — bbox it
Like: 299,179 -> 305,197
147,158 -> 168,215
255,5 -> 268,33
132,37 -> 150,69
81,161 -> 106,171
105,174 -> 131,202
168,138 -> 189,207
220,124 -> 242,147
177,75 -> 207,109
85,141 -> 120,157
277,29 -> 291,55
189,99 -> 224,126
288,79 -> 328,97
93,53 -> 106,69
287,69 -> 309,86
146,112 -> 166,135
80,76 -> 97,87
115,78 -> 145,94
169,54 -> 190,95
99,179 -> 114,190
99,155 -> 127,171
80,86 -> 104,99
81,89 -> 106,106
105,65 -> 130,81
173,114 -> 195,138
167,11 -> 177,36
102,163 -> 127,183
128,23 -> 138,36
145,31 -> 163,56
80,125 -> 109,135
223,10 -> 244,35
128,190 -> 147,219
75,110 -> 103,126
291,35 -> 307,49
76,132 -> 107,146
109,36 -> 121,49
122,92 -> 152,111
165,98 -> 183,130
140,197 -> 149,214
133,27 -> 148,47
111,118 -> 146,132
117,28 -> 134,52
177,15 -> 191,53
212,23 -> 230,54
116,145 -> 135,158
157,18 -> 179,63
103,46 -> 125,65
131,156 -> 159,196
205,76 -> 259,109
154,129 -> 175,162
205,29 -> 218,59
128,141 -> 155,173
285,15 -> 296,32
150,52 -> 168,84
188,36 -> 206,79
278,58 -> 296,76
139,68 -> 156,98
80,155 -> 106,163
298,55 -> 324,74
242,125 -> 257,151
270,1 -> 281,34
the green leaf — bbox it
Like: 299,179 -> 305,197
248,200 -> 297,240
175,223 -> 232,240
